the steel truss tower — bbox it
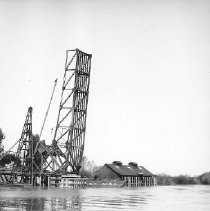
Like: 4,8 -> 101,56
46,49 -> 92,174
15,107 -> 33,183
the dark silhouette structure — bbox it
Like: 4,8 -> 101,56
0,49 -> 92,185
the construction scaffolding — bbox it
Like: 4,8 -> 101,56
43,49 -> 92,174
0,49 -> 92,185
14,107 -> 33,184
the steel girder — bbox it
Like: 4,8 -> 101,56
44,49 -> 92,174
14,107 -> 33,183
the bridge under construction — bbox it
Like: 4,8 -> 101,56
0,49 -> 92,186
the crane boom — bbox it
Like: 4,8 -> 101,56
39,79 -> 58,139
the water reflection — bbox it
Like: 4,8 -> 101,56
47,197 -> 80,211
0,196 -> 81,211
0,198 -> 44,210
81,189 -> 148,210
0,186 -> 210,211
0,187 -> 149,211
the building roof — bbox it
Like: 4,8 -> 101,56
105,162 -> 153,177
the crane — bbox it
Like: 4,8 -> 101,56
42,49 -> 92,174
39,79 -> 58,139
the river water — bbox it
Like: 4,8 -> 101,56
0,185 -> 210,211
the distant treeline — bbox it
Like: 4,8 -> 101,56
1,127 -> 210,186
156,172 -> 210,185
79,155 -> 210,186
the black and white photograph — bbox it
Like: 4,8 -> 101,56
0,0 -> 210,210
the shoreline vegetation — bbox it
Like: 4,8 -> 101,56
0,129 -> 209,186
156,172 -> 210,185
79,156 -> 210,186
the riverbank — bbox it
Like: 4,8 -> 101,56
156,172 -> 210,185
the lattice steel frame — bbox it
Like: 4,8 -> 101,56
45,49 -> 92,174
14,107 -> 33,183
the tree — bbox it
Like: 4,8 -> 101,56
0,154 -> 21,168
0,128 -> 5,155
198,172 -> 210,185
79,156 -> 101,178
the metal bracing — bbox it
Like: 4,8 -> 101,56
0,49 -> 92,184
46,49 -> 92,174
39,79 -> 58,139
14,107 -> 33,183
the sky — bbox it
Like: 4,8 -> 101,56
0,0 -> 210,176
